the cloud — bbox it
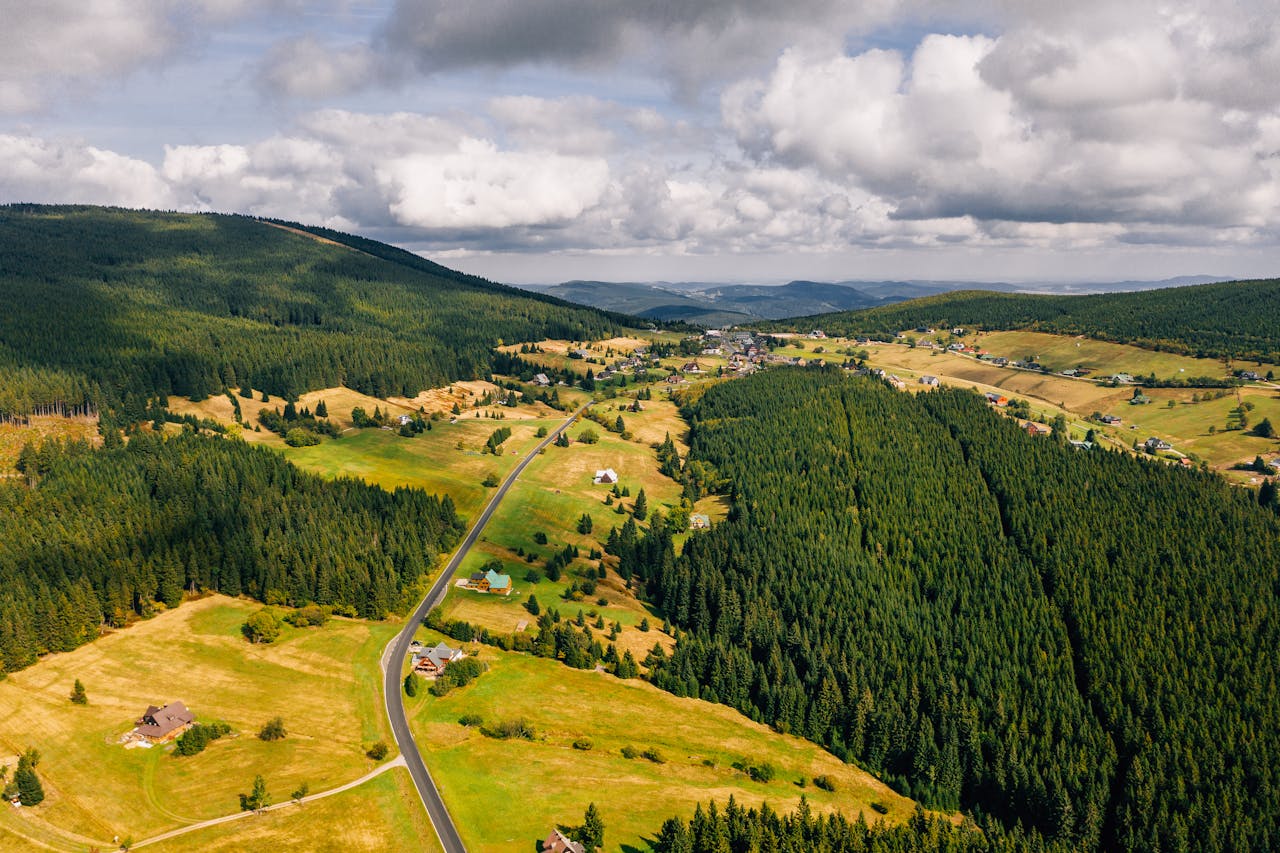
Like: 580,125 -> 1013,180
723,18 -> 1280,236
0,134 -> 174,207
0,0 -> 277,113
255,36 -> 385,99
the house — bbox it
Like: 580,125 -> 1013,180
701,347 -> 723,356
397,414 -> 412,426
952,327 -> 966,336
1112,373 -> 1135,384
914,326 -> 934,334
413,642 -> 464,676
1130,393 -> 1152,405
985,392 -> 1009,407
468,568 -> 513,595
1238,370 -> 1263,381
1070,440 -> 1094,450
542,829 -> 586,853
1145,437 -> 1173,452
593,468 -> 618,485
664,374 -> 682,384
919,375 -> 939,387
1024,422 -> 1052,436
1100,414 -> 1122,425
133,701 -> 195,743
689,513 -> 710,530
992,357 -> 1009,366
681,362 -> 704,374
809,329 -> 827,339
533,373 -> 551,387
886,375 -> 907,390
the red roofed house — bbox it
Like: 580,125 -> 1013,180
134,701 -> 195,743
542,828 -> 585,853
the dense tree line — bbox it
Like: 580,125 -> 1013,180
650,798 -> 1068,853
0,432 -> 464,673
620,369 -> 1279,852
0,205 -> 623,418
764,280 -> 1280,363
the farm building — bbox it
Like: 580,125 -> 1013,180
689,513 -> 710,530
919,375 -> 939,387
985,392 -> 1009,406
1145,437 -> 1173,452
413,642 -> 465,677
681,362 -> 704,374
1099,414 -> 1122,425
533,373 -> 551,386
133,701 -> 195,743
593,468 -> 618,485
542,828 -> 586,853
1024,422 -> 1052,436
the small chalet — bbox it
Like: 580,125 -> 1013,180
413,642 -> 464,676
689,513 -> 710,530
681,362 -> 704,374
1145,437 -> 1173,453
542,828 -> 586,853
1130,393 -> 1152,405
664,374 -> 682,384
1099,414 -> 1122,425
919,375 -> 939,387
533,373 -> 551,386
133,701 -> 195,743
992,357 -> 1009,366
593,468 -> 618,485
468,569 -> 513,595
985,392 -> 1009,407
1069,440 -> 1094,450
397,414 -> 412,426
1024,422 -> 1052,436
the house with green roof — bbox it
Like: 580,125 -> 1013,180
467,568 -> 513,595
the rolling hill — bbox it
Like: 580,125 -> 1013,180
767,279 -> 1280,362
0,205 -> 626,420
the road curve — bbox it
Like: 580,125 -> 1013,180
382,402 -> 590,853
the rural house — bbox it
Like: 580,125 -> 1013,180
681,361 -> 703,374
1145,437 -> 1173,453
919,375 -> 939,386
133,701 -> 195,743
593,468 -> 618,485
533,373 -> 551,386
1024,422 -> 1052,436
467,569 -> 513,595
542,828 -> 586,853
689,513 -> 710,530
413,642 -> 465,677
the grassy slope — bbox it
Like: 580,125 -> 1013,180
408,633 -> 917,853
0,597 -> 402,851
144,768 -> 442,853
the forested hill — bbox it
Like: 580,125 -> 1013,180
0,432 -> 464,672
620,369 -> 1279,851
0,204 -> 624,419
764,279 -> 1280,362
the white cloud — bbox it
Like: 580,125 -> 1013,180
0,134 -> 174,207
255,36 -> 384,99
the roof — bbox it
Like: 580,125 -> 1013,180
484,569 -> 512,589
542,828 -> 586,853
594,468 -> 618,483
135,701 -> 194,738
421,642 -> 463,669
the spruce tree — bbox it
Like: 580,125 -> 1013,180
69,679 -> 87,705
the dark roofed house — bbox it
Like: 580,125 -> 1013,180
414,642 -> 465,677
542,828 -> 586,853
134,701 -> 195,743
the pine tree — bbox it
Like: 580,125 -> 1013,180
577,802 -> 605,851
633,489 -> 648,521
69,679 -> 87,705
15,750 -> 43,806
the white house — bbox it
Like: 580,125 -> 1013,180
593,468 -> 618,485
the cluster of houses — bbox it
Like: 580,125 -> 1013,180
465,568 -> 513,595
409,640 -> 466,677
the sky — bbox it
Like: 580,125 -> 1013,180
1,0 -> 1278,284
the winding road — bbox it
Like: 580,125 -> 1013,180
381,402 -> 590,853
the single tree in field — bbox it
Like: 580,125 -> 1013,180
404,672 -> 420,697
69,679 -> 88,705
258,717 -> 287,741
291,782 -> 309,804
239,774 -> 270,812
15,749 -> 44,806
576,802 -> 605,851
577,513 -> 593,534
1254,417 -> 1275,438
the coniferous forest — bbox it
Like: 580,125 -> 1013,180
767,280 -> 1280,363
0,205 -> 622,419
0,432 -> 463,672
622,369 -> 1279,852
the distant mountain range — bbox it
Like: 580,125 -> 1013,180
517,276 -> 1228,325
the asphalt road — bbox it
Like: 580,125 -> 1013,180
382,403 -> 589,853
